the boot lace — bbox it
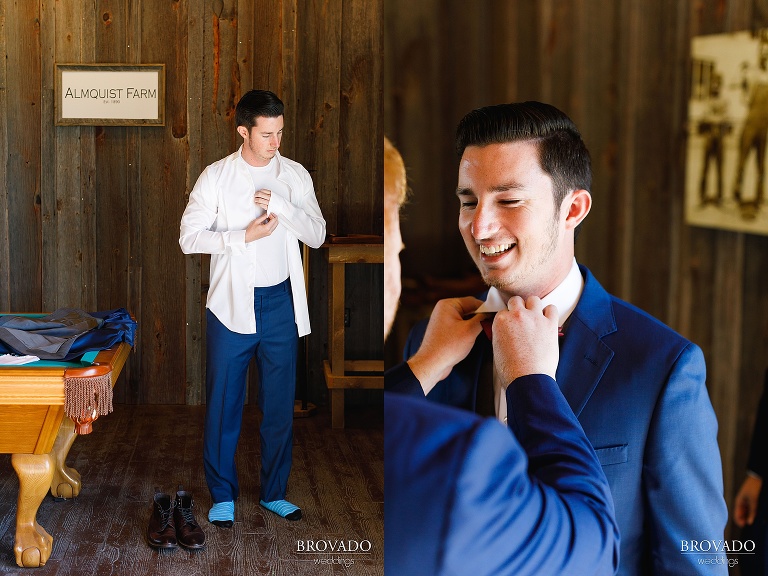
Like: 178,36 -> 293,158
156,502 -> 173,530
178,499 -> 198,527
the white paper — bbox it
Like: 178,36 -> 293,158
0,354 -> 40,366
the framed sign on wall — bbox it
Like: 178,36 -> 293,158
55,63 -> 165,126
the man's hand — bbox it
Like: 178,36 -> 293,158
407,297 -> 484,395
492,296 -> 559,385
733,474 -> 763,527
245,213 -> 279,242
254,188 -> 271,211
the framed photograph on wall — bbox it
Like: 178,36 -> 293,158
686,30 -> 768,235
55,63 -> 165,126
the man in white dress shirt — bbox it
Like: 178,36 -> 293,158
180,90 -> 326,526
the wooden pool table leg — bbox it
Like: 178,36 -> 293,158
50,418 -> 82,499
11,452 -> 54,568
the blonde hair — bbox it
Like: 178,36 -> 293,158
384,136 -> 407,207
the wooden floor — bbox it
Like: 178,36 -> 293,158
0,403 -> 383,575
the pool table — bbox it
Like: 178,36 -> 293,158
0,341 -> 131,568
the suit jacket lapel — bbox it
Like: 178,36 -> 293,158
555,266 -> 617,417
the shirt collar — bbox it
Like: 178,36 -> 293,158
474,258 -> 584,326
236,145 -> 283,171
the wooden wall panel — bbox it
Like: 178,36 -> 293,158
81,3 -> 98,311
630,1 -> 678,318
384,0 -> 476,280
385,0 -> 768,531
296,0 -> 341,234
124,2 -> 145,405
251,2 -> 281,116
340,0 -> 381,235
487,0 -> 518,105
514,1 -> 543,101
0,0 -> 383,409
53,3 -> 86,310
202,1 -> 238,167
5,1 -> 42,312
39,0 -> 56,313
338,0 -> 383,375
184,0 -> 205,406
572,0 -> 619,292
0,0 -> 9,310
538,0 -> 575,107
138,1 -> 190,405
281,0 -> 298,160
294,0 -> 341,408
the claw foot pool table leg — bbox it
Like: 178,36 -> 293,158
50,418 -> 81,499
11,452 -> 54,568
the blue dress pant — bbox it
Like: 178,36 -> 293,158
203,279 -> 298,504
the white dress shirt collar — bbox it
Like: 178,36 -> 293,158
474,258 -> 584,327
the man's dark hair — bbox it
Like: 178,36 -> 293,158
455,101 -> 592,209
235,90 -> 284,131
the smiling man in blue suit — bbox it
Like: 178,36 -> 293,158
388,102 -> 728,575
384,136 -> 618,575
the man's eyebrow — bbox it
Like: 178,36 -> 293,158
490,182 -> 525,192
455,182 -> 525,196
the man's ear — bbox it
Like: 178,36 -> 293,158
562,189 -> 592,230
237,126 -> 249,140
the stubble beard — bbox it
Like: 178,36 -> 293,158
475,213 -> 561,298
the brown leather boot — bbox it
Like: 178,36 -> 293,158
174,488 -> 206,549
147,492 -> 177,549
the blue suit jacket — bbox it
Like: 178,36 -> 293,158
392,266 -> 728,576
385,373 -> 619,576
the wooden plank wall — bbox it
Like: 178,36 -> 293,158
385,0 -> 768,531
0,0 -> 383,407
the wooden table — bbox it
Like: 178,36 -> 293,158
0,341 -> 131,568
322,236 -> 384,428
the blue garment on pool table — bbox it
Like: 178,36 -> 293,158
0,308 -> 136,360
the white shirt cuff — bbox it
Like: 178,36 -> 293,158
266,193 -> 287,216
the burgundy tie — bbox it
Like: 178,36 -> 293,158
480,318 -> 494,340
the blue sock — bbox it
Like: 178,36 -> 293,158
260,499 -> 302,521
208,501 -> 234,527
